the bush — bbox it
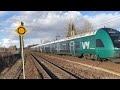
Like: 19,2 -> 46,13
0,52 -> 21,73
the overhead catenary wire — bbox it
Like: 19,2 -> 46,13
58,17 -> 120,36
23,13 -> 48,47
22,12 -> 120,46
57,15 -> 120,38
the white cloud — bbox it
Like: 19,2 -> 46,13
64,11 -> 81,19
0,38 -> 19,48
83,12 -> 120,30
1,11 -> 120,48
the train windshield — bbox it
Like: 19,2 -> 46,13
103,28 -> 120,48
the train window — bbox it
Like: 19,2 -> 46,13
53,44 -> 56,49
103,28 -> 120,48
64,45 -> 66,50
66,43 -> 69,50
96,39 -> 104,47
75,42 -> 80,48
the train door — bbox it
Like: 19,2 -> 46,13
70,41 -> 75,55
50,44 -> 52,53
57,43 -> 60,54
39,47 -> 42,52
37,47 -> 39,52
44,46 -> 45,52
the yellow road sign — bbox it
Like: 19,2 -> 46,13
15,24 -> 28,36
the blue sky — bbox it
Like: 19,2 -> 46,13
0,11 -> 120,48
80,11 -> 120,15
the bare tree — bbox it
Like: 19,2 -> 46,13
82,18 -> 94,33
42,40 -> 50,44
66,18 -> 77,38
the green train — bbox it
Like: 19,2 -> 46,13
30,28 -> 120,60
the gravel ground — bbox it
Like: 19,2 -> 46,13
0,60 -> 22,79
37,52 -> 120,79
23,52 -> 40,79
34,53 -> 77,79
1,50 -> 120,79
41,53 -> 120,73
0,51 -> 41,79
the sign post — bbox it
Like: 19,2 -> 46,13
21,35 -> 25,79
15,22 -> 28,79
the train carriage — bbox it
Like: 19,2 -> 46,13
30,28 -> 120,60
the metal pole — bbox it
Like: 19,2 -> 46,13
20,36 -> 25,79
19,21 -> 24,54
19,35 -> 21,54
21,22 -> 25,79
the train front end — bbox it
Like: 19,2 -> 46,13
105,28 -> 120,58
95,28 -> 120,59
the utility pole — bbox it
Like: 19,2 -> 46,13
56,35 -> 60,40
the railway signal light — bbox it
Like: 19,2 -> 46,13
15,22 -> 28,79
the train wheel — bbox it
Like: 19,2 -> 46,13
100,59 -> 107,62
93,55 -> 100,61
90,54 -> 94,60
83,54 -> 87,59
87,54 -> 91,60
83,54 -> 91,60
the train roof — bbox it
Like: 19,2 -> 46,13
31,27 -> 120,49
31,30 -> 98,48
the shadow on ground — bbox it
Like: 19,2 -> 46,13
0,53 -> 21,73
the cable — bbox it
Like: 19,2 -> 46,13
19,12 -> 120,46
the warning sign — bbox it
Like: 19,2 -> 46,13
15,24 -> 28,36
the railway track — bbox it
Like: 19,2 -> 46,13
2,50 -> 120,79
28,52 -> 51,79
0,60 -> 23,79
29,52 -> 82,79
13,65 -> 23,79
38,52 -> 120,78
13,52 -> 120,79
13,54 -> 27,79
0,52 -> 28,79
